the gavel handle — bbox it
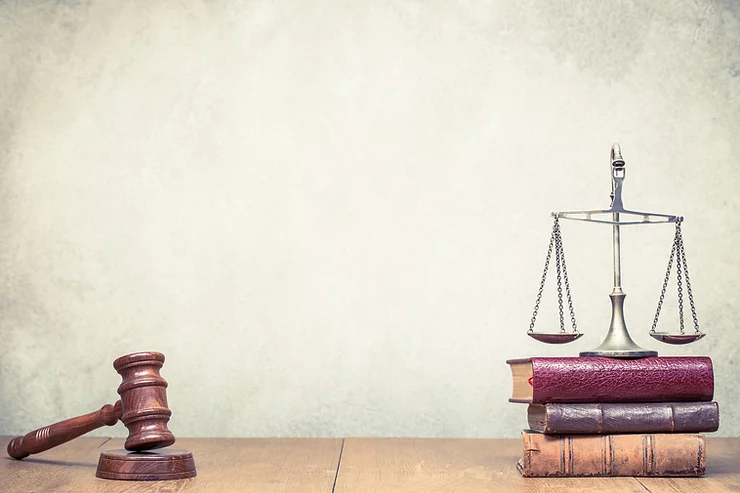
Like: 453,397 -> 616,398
7,400 -> 123,460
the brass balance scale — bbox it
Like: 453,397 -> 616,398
528,144 -> 705,358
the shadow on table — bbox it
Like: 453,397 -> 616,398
3,457 -> 97,468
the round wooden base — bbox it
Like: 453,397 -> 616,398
96,449 -> 196,481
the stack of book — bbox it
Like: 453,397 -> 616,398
507,356 -> 719,477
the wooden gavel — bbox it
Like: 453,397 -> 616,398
8,351 -> 176,460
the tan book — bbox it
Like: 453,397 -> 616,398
518,430 -> 706,477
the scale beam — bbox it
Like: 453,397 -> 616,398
553,209 -> 681,225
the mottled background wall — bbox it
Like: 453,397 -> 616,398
1,0 -> 738,439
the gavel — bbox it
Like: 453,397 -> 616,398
8,351 -> 176,459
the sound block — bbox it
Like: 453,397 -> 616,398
96,448 -> 196,481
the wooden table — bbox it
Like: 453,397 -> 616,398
1,436 -> 738,492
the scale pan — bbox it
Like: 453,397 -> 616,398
528,332 -> 583,344
649,332 -> 705,345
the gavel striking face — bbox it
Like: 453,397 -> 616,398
8,351 -> 176,459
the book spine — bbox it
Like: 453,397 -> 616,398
530,357 -> 714,403
518,432 -> 706,477
529,402 -> 720,434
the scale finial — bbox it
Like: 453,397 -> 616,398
611,143 -> 624,166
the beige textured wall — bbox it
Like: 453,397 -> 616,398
1,0 -> 739,439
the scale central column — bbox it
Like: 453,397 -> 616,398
580,212 -> 657,358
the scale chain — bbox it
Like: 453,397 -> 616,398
677,223 -> 701,333
675,224 -> 685,333
650,236 -> 676,333
528,219 -> 557,332
554,221 -> 565,333
528,217 -> 578,334
651,221 -> 700,335
556,222 -> 578,332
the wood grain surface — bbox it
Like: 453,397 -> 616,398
334,438 -> 647,492
1,436 -> 738,492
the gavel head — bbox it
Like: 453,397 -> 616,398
114,352 -> 176,451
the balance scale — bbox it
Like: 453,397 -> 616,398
527,144 -> 705,358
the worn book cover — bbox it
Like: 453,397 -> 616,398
518,431 -> 706,477
527,402 -> 720,434
507,356 -> 714,404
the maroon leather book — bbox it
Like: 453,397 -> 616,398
527,402 -> 720,434
507,356 -> 713,404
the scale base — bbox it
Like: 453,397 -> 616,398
579,349 -> 657,358
580,292 -> 659,359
